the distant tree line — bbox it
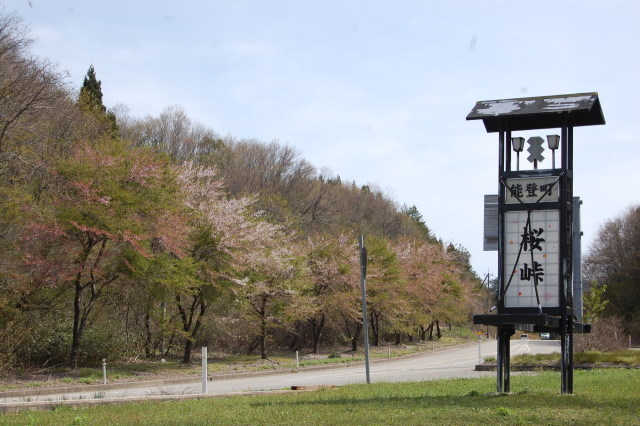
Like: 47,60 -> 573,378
584,204 -> 640,343
0,9 -> 486,370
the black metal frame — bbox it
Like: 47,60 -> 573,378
499,168 -> 564,316
467,93 -> 605,394
497,123 -> 575,393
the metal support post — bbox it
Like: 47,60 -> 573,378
560,328 -> 567,393
568,316 -> 574,393
496,331 -> 503,393
504,328 -> 511,393
359,235 -> 371,384
496,327 -> 513,393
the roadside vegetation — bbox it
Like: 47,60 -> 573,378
509,350 -> 640,367
0,8 -> 485,375
1,369 -> 638,425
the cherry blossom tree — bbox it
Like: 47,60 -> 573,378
394,238 -> 448,340
300,233 -> 359,353
361,235 -> 403,346
173,162 -> 293,363
22,137 -> 183,368
236,244 -> 300,359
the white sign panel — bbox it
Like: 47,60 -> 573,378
504,210 -> 560,308
505,177 -> 559,204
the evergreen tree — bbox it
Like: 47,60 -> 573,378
79,65 -> 106,113
78,65 -> 118,136
402,204 -> 435,242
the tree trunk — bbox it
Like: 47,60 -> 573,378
370,311 -> 380,346
351,322 -> 362,351
70,277 -> 103,369
164,331 -> 176,357
420,326 -> 427,341
342,314 -> 361,351
260,318 -> 267,359
427,321 -> 434,340
176,293 -> 192,363
260,296 -> 268,359
181,293 -> 207,364
69,281 -> 84,370
435,320 -> 442,339
144,301 -> 152,358
310,315 -> 325,354
288,321 -> 302,351
70,245 -> 94,370
159,302 -> 166,355
183,339 -> 194,364
395,332 -> 401,345
247,336 -> 260,354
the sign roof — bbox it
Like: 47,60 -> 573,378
466,92 -> 605,133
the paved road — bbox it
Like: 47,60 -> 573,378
1,340 -> 560,404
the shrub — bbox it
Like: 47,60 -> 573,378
15,318 -> 130,368
574,316 -> 628,352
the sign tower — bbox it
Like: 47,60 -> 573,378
467,93 -> 605,394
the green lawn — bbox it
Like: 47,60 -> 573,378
1,369 -> 638,425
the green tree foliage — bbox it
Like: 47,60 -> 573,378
396,238 -> 480,342
446,243 -> 481,283
78,65 -> 118,137
22,137 -> 184,368
584,204 -> 640,339
169,162 -> 293,363
363,235 -> 402,346
401,204 -> 436,242
236,231 -> 300,360
301,233 -> 359,353
582,283 -> 608,324
78,66 -> 105,113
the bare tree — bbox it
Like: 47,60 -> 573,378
0,10 -> 68,152
122,105 -> 221,161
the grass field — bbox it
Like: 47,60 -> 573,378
1,369 -> 638,425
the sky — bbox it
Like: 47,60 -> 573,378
4,0 -> 640,278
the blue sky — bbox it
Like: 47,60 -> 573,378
5,0 -> 640,277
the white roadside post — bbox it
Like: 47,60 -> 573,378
477,332 -> 482,365
102,359 -> 107,385
202,347 -> 208,394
